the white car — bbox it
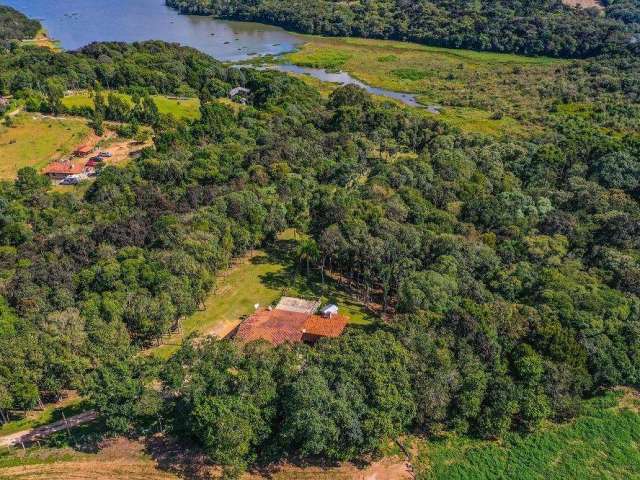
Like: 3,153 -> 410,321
60,176 -> 80,185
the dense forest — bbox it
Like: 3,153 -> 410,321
166,0 -> 640,57
0,5 -> 39,45
1,5 -> 640,480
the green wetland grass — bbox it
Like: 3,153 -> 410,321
416,391 -> 640,480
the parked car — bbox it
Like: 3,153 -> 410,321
60,176 -> 80,185
98,151 -> 112,158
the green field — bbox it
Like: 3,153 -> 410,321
278,36 -> 565,136
62,92 -> 201,120
0,114 -> 89,179
415,389 -> 640,480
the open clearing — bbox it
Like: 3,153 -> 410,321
151,230 -> 376,359
62,92 -> 201,120
414,388 -> 640,480
0,115 -> 89,179
20,30 -> 60,51
562,0 -> 604,10
0,436 -> 410,480
281,36 -> 564,136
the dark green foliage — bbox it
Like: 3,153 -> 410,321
1,5 -> 640,472
0,6 -> 40,44
167,0 -> 640,58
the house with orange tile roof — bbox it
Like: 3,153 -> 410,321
42,162 -> 85,180
234,298 -> 347,346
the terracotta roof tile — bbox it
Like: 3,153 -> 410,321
235,308 -> 348,345
303,315 -> 348,338
42,162 -> 85,175
235,309 -> 308,345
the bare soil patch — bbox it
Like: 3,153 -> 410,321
562,0 -> 604,10
1,435 -> 412,480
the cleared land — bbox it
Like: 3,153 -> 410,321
62,93 -> 201,120
280,36 -> 564,136
0,436 -> 409,480
20,30 -> 60,51
414,389 -> 640,480
151,230 -> 376,359
0,114 -> 89,179
562,0 -> 604,10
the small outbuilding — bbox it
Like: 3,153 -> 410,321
320,304 -> 339,318
73,144 -> 92,157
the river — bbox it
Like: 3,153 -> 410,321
5,0 -> 422,107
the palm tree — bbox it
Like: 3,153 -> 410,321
296,239 -> 320,276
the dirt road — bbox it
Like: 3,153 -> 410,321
0,410 -> 97,447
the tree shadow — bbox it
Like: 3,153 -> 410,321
144,434 -> 216,480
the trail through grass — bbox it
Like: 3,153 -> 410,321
0,397 -> 87,437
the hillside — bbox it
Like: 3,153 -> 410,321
0,5 -> 40,43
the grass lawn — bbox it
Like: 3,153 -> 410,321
0,114 -> 89,179
62,92 -> 201,120
414,389 -> 640,480
151,250 -> 286,360
151,230 -> 376,359
278,36 -> 564,136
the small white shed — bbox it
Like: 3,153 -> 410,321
320,304 -> 339,318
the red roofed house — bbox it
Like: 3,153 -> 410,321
73,144 -> 92,157
42,162 -> 85,180
234,297 -> 348,346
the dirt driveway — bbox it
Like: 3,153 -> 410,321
0,411 -> 97,448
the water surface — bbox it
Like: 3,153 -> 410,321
267,64 -> 422,107
6,0 -> 423,106
3,0 -> 301,61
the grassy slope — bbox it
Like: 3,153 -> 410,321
415,389 -> 640,480
0,114 -> 89,179
280,36 -> 564,136
62,92 -> 201,120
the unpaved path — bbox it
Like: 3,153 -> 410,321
0,460 -> 177,480
0,410 -> 97,447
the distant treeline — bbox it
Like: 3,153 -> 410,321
0,5 -> 40,44
166,0 -> 640,58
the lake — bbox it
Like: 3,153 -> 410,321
3,0 -> 301,61
5,0 -> 422,106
